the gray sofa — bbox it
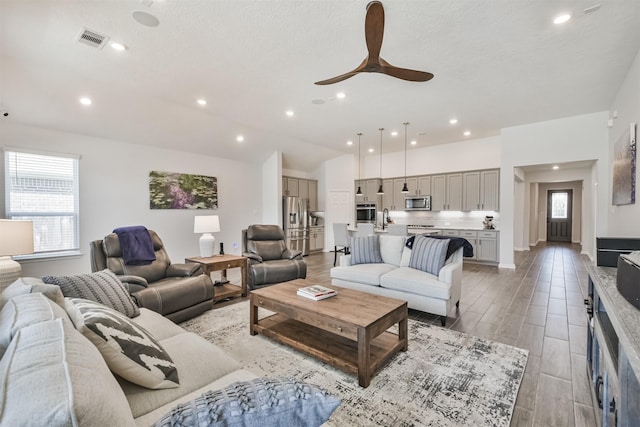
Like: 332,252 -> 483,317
0,277 -> 255,426
330,235 -> 463,326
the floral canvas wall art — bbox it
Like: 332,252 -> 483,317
149,171 -> 218,209
612,123 -> 636,206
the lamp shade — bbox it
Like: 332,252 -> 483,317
0,220 -> 34,256
193,215 -> 220,234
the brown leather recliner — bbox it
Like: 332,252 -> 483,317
89,230 -> 214,323
242,224 -> 307,290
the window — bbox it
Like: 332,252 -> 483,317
4,149 -> 80,257
551,192 -> 568,219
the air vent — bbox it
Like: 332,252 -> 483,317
76,27 -> 109,49
584,4 -> 601,14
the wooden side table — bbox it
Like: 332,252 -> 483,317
185,254 -> 248,303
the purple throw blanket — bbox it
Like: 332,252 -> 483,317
113,226 -> 156,266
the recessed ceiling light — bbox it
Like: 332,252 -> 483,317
347,140 -> 353,146
79,97 -> 92,106
197,99 -> 207,106
463,131 -> 471,136
110,42 -> 127,51
368,148 -> 374,153
410,140 -> 417,145
286,110 -> 294,117
553,165 -> 559,170
449,119 -> 458,124
391,131 -> 398,137
236,135 -> 244,142
336,92 -> 346,99
553,13 -> 571,24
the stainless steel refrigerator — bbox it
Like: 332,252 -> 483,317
283,196 -> 309,256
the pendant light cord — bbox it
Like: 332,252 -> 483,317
379,128 -> 384,176
403,122 -> 409,181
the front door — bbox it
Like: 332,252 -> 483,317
547,190 -> 572,242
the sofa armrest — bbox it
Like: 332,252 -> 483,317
243,252 -> 263,263
166,263 -> 201,277
117,275 -> 148,293
339,254 -> 352,267
282,249 -> 302,260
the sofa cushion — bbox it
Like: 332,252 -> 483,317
409,236 -> 450,275
330,263 -> 396,286
400,246 -> 412,267
43,269 -> 140,318
379,235 -> 406,266
0,292 -> 68,356
350,235 -> 383,265
0,277 -> 64,311
152,377 -> 340,427
381,267 -> 452,300
132,307 -> 188,341
0,318 -> 135,426
64,298 -> 179,390
121,332 -> 243,418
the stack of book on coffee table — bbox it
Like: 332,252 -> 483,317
297,285 -> 337,301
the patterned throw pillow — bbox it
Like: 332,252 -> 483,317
43,269 -> 139,318
409,236 -> 451,276
64,298 -> 179,390
152,377 -> 340,427
350,235 -> 383,265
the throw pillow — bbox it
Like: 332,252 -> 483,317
64,298 -> 179,390
152,377 -> 341,427
409,236 -> 450,276
0,277 -> 64,311
350,235 -> 383,265
0,292 -> 69,357
43,269 -> 140,318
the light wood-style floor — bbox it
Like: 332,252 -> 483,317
219,242 -> 597,427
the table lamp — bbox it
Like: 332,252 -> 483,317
194,215 -> 220,257
0,219 -> 34,291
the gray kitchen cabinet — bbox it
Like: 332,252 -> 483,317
417,176 -> 431,195
309,180 -> 318,211
431,175 -> 447,211
480,170 -> 499,211
355,179 -> 382,204
298,178 -> 309,201
285,177 -> 299,197
476,231 -> 498,262
463,169 -> 500,211
447,174 -> 463,211
393,178 -> 410,210
310,227 -> 324,252
382,179 -> 394,210
458,230 -> 477,260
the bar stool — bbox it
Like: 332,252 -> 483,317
333,223 -> 350,266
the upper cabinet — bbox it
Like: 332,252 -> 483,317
283,176 -> 319,210
462,170 -> 499,211
354,169 -> 499,212
431,173 -> 462,211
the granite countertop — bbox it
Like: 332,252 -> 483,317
586,263 -> 640,380
407,226 -> 499,232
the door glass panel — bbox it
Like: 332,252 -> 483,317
551,193 -> 568,219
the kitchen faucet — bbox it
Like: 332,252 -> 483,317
382,208 -> 389,230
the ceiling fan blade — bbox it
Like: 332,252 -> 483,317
314,71 -> 360,86
378,58 -> 434,82
364,1 -> 385,64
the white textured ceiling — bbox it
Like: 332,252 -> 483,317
1,1 -> 639,171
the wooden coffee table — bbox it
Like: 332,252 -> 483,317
250,281 -> 408,387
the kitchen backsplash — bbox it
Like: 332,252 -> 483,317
383,210 -> 500,230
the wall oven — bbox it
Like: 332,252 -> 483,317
356,203 -> 376,224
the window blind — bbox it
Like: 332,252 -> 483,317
4,150 -> 80,254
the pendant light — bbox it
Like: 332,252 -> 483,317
356,133 -> 363,196
401,122 -> 410,193
377,127 -> 384,195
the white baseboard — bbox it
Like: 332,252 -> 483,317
514,247 -> 530,252
581,251 -> 594,262
498,263 -> 516,270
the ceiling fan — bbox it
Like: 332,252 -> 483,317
314,1 -> 434,85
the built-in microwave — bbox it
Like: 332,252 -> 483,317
405,196 -> 431,211
356,203 -> 377,223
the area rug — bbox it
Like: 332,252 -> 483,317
181,301 -> 528,427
